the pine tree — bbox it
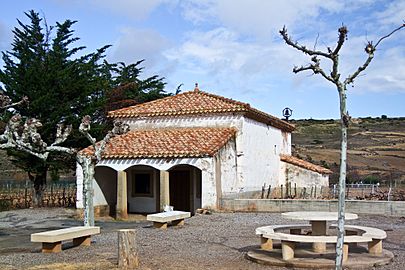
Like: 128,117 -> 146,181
0,10 -> 110,205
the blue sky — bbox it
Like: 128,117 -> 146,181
1,0 -> 404,119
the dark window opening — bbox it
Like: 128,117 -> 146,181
132,172 -> 153,197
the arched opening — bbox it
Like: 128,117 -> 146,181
126,165 -> 160,214
169,164 -> 202,214
94,166 -> 117,216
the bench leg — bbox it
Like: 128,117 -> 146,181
261,236 -> 273,250
368,239 -> 383,255
73,236 -> 91,247
172,219 -> 185,226
42,242 -> 62,253
153,222 -> 168,229
281,241 -> 295,260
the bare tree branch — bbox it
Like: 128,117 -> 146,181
374,23 -> 405,48
279,26 -> 332,59
0,95 -> 28,110
344,24 -> 405,86
293,57 -> 335,83
1,112 -> 75,161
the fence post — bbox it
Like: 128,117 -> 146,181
266,185 -> 271,199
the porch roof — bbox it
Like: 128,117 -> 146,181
280,154 -> 333,174
80,127 -> 236,159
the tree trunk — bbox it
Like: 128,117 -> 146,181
118,229 -> 139,269
335,86 -> 348,270
78,156 -> 95,226
29,167 -> 48,207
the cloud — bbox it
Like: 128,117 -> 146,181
180,0 -> 348,38
109,27 -> 170,68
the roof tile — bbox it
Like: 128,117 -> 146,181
81,127 -> 236,159
280,154 -> 333,174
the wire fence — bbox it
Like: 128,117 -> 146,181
259,182 -> 405,201
0,181 -> 76,211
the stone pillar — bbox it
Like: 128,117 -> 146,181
117,170 -> 128,220
368,239 -> 383,255
160,170 -> 170,211
261,237 -> 273,250
311,220 -> 327,252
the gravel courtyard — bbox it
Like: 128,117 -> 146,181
0,208 -> 404,270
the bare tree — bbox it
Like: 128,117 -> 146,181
280,23 -> 404,269
77,115 -> 129,226
1,92 -> 129,226
0,113 -> 74,205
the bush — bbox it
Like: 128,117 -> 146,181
0,199 -> 11,211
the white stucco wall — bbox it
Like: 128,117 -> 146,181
122,114 -> 243,130
235,117 -> 292,193
217,139 -> 238,196
281,161 -> 329,187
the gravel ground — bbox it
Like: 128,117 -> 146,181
0,208 -> 404,270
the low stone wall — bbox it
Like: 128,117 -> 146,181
220,198 -> 405,217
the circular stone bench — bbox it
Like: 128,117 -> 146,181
255,224 -> 383,261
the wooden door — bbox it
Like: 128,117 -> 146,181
169,170 -> 191,212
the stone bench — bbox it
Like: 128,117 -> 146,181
31,226 -> 100,253
256,224 -> 374,261
147,211 -> 191,229
335,224 -> 387,255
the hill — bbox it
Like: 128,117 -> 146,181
291,117 -> 405,185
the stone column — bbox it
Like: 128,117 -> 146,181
311,220 -> 327,252
159,170 -> 170,211
117,170 -> 128,220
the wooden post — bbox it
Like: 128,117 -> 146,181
118,229 -> 139,269
266,185 -> 271,199
261,183 -> 265,199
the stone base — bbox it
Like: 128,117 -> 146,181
246,243 -> 394,269
42,242 -> 62,253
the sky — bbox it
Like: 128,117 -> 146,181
0,0 -> 404,120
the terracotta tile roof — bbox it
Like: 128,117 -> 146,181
108,90 -> 295,132
80,127 -> 236,159
280,154 -> 333,174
